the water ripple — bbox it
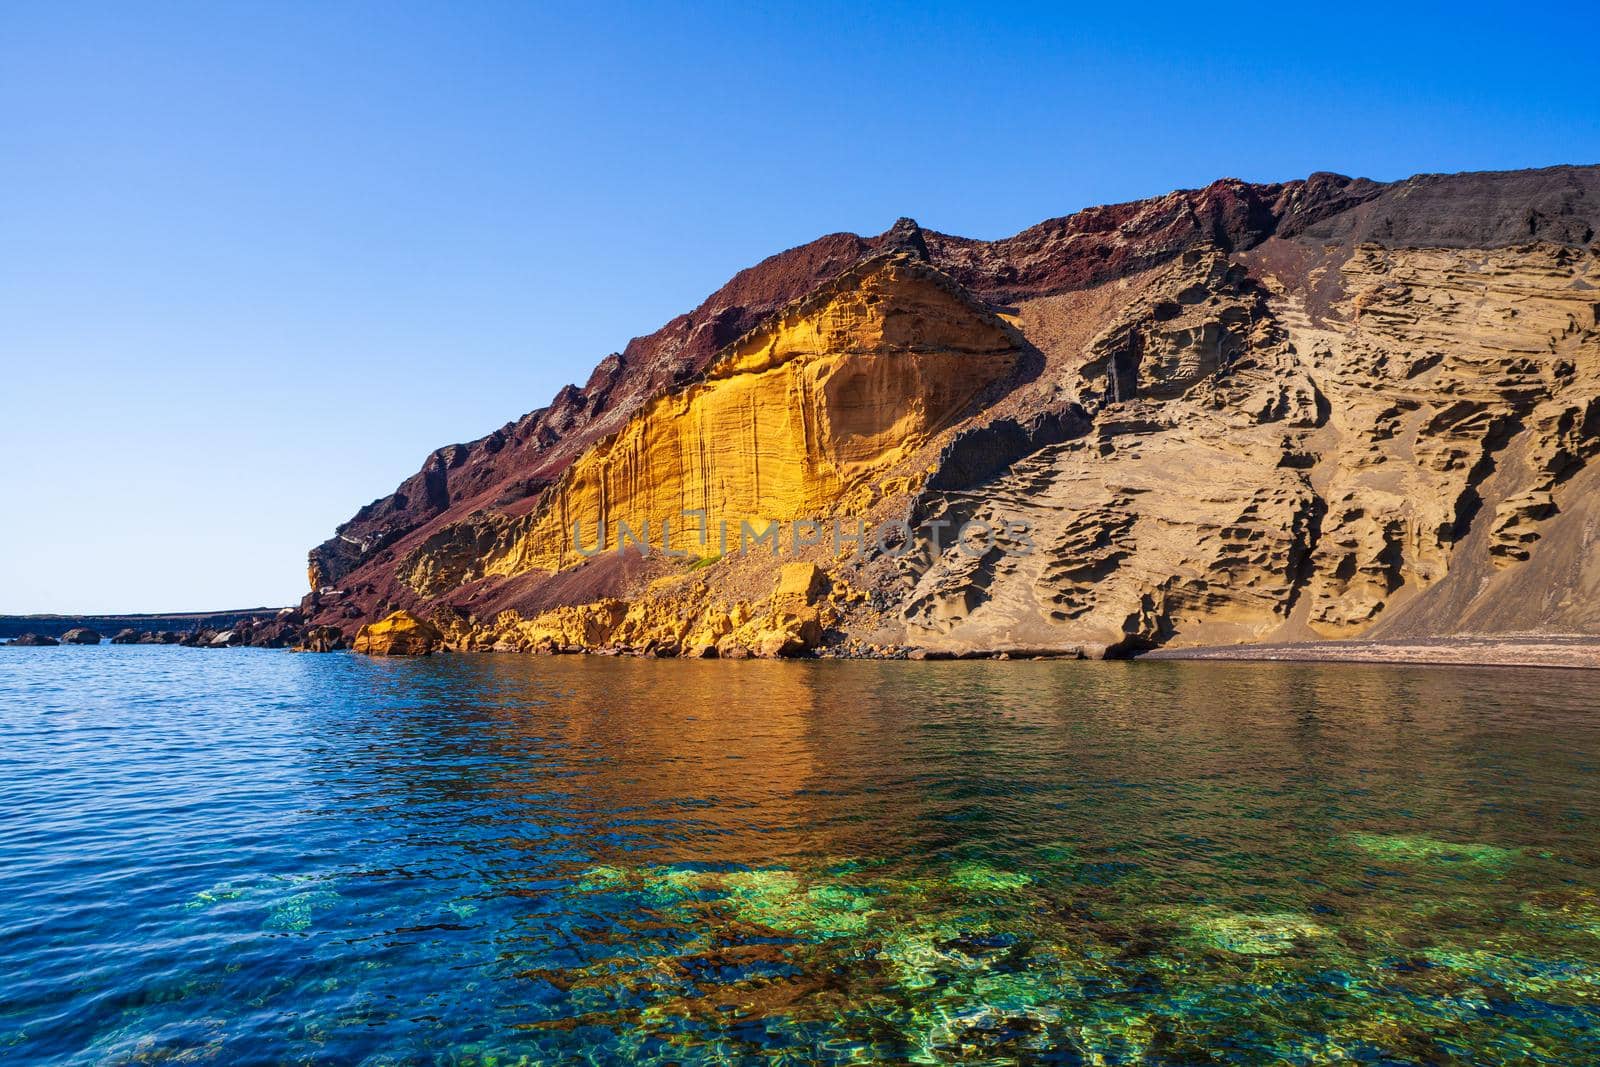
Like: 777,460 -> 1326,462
2,648 -> 1599,1063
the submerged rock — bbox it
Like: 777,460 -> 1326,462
948,862 -> 1033,893
1183,910 -> 1328,956
1345,831 -> 1518,866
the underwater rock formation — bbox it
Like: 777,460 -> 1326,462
320,165 -> 1600,658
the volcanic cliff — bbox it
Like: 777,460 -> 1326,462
305,165 -> 1600,658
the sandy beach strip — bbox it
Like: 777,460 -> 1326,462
1140,635 -> 1600,670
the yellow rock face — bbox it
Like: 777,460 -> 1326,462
477,258 -> 1021,579
468,566 -> 839,659
773,562 -> 829,609
352,610 -> 442,656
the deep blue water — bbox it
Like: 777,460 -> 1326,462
4,646 -> 1600,1064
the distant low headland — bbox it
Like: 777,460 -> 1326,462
0,609 -> 291,646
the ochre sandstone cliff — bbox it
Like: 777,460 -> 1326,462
308,165 -> 1600,658
397,257 -> 1022,594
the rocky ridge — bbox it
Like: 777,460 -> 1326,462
304,165 -> 1600,658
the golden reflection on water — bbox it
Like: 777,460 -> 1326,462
414,656 -> 1600,876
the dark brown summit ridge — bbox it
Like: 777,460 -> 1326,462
1293,164 -> 1600,248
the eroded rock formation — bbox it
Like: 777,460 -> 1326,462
312,165 -> 1600,658
351,611 -> 441,656
398,258 -> 1022,594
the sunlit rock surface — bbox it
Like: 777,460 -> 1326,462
351,610 -> 440,656
311,165 -> 1600,657
395,257 -> 1021,592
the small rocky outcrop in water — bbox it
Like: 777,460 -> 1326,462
295,625 -> 346,653
353,611 -> 440,656
9,633 -> 59,647
110,628 -> 142,644
60,628 -> 102,645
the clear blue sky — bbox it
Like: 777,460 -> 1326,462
2,1 -> 1594,614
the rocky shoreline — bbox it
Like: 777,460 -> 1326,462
11,608 -> 1600,670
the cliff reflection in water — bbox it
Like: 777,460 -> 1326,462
324,656 -> 1596,868
6,649 -> 1600,1064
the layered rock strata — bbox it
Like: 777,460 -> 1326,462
304,165 -> 1600,658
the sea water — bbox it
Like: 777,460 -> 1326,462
3,647 -> 1599,1064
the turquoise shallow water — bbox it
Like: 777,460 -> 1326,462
3,648 -> 1600,1064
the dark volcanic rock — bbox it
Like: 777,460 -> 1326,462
245,612 -> 304,648
924,409 -> 1093,492
0,609 -> 291,643
9,633 -> 59,647
295,626 -> 345,653
1290,165 -> 1600,249
925,179 -> 1291,303
60,628 -> 102,645
110,628 -> 143,644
